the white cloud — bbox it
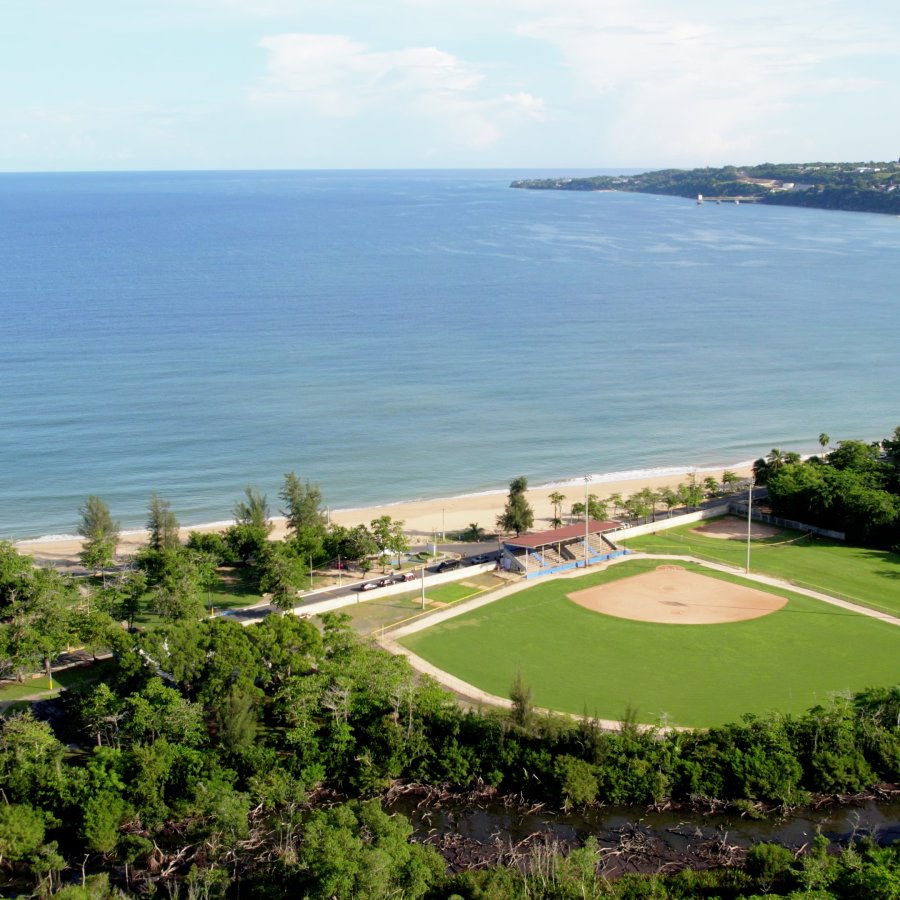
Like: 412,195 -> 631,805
250,32 -> 545,150
512,0 -> 898,163
503,92 -> 545,119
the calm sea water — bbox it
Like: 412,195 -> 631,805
2,169 -> 899,540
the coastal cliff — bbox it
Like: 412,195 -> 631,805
511,161 -> 900,215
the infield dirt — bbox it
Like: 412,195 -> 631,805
567,566 -> 787,624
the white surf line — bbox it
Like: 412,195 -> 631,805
378,552 -> 900,729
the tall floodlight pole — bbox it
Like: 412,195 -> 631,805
584,475 -> 590,567
746,479 -> 754,574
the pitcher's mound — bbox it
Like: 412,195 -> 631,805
568,568 -> 786,624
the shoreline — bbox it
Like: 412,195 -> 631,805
13,461 -> 754,571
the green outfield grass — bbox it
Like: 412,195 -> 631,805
400,559 -> 900,728
426,582 -> 483,604
626,519 -> 900,615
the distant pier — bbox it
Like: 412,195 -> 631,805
697,194 -> 757,204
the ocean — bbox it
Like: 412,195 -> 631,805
2,169 -> 898,540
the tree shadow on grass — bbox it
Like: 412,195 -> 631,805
855,548 -> 900,581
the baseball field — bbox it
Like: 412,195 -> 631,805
398,554 -> 900,728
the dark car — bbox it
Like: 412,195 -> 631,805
435,559 -> 461,573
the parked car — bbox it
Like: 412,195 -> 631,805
359,576 -> 394,591
468,554 -> 491,565
435,559 -> 461,573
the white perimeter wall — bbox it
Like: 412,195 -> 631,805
292,563 -> 496,619
611,504 -> 731,542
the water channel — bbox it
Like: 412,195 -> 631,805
388,794 -> 900,873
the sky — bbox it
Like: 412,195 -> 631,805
3,0 -> 898,171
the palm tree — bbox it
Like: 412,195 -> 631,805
548,491 -> 566,528
466,522 -> 485,542
818,433 -> 830,456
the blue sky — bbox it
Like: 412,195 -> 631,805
3,0 -> 898,171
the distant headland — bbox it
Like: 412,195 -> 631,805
511,161 -> 900,215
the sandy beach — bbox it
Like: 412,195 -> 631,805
13,465 -> 753,571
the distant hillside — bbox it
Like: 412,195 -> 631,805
511,162 -> 900,215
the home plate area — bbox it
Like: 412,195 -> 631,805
568,566 -> 787,624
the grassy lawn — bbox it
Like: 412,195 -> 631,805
626,519 -> 900,615
0,659 -> 116,702
134,566 -> 264,627
400,559 -> 900,728
208,567 -> 263,612
426,582 -> 483,604
340,574 -> 504,635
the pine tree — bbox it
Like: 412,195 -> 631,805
497,476 -> 534,536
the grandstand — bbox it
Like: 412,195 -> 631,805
500,520 -> 627,578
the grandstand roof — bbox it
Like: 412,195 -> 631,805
503,520 -> 621,549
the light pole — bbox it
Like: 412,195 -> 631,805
746,479 -> 754,574
421,565 -> 427,610
584,475 -> 590,568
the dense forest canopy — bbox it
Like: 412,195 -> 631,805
511,161 -> 900,215
760,427 -> 900,549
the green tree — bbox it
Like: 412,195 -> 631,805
147,549 -> 207,622
259,542 -> 304,614
77,496 -> 120,585
122,678 -> 206,747
296,800 -> 444,899
81,791 -> 128,855
570,494 -> 608,521
509,669 -> 533,729
0,803 -> 45,867
147,493 -> 180,552
625,489 -> 654,520
660,486 -> 680,517
370,515 -> 409,571
233,485 -> 272,533
2,567 -> 76,680
280,472 -> 326,535
819,432 -> 831,455
0,712 -> 68,807
103,568 -> 147,629
753,448 -> 801,486
554,755 -> 598,808
702,476 -> 720,498
465,522 -> 485,541
548,491 -> 566,528
497,476 -> 534,536
677,476 -> 705,510
215,686 -> 258,754
721,470 -> 741,493
248,614 -> 322,686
